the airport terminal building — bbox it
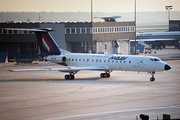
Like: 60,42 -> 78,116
0,21 -> 135,60
169,20 -> 180,31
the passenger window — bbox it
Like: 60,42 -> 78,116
92,59 -> 94,62
75,59 -> 77,61
124,61 -> 126,63
100,60 -> 101,62
72,59 -> 74,61
83,59 -> 85,61
104,60 -> 106,62
96,59 -> 98,62
69,59 -> 70,61
120,61 -> 122,63
116,61 -> 118,63
129,61 -> 131,63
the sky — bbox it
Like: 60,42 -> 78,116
0,0 -> 180,13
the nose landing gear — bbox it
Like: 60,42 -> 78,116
150,72 -> 155,81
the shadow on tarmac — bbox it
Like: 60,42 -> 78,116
0,77 -> 149,85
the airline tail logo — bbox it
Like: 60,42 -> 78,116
42,33 -> 53,52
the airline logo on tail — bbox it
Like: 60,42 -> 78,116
42,33 -> 53,52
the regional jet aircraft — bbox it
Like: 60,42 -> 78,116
8,28 -> 171,81
135,32 -> 180,49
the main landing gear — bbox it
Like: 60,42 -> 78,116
100,70 -> 112,78
150,72 -> 155,81
64,71 -> 78,80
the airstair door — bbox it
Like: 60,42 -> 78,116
139,60 -> 144,68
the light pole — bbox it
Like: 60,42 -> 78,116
165,6 -> 173,31
134,0 -> 137,55
91,0 -> 93,53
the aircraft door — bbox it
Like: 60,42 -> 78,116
138,60 -> 144,68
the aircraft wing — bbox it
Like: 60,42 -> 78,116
9,66 -> 109,72
131,38 -> 176,42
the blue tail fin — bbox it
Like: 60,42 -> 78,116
35,29 -> 61,57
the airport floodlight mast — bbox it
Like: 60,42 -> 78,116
165,6 -> 173,31
91,0 -> 93,53
38,13 -> 43,22
165,6 -> 173,21
91,0 -> 93,23
134,0 -> 137,55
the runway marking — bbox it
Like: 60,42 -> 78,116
45,105 -> 180,120
0,78 -> 47,88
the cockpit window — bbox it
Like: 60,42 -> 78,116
154,58 -> 160,61
150,58 -> 160,61
154,58 -> 158,61
150,58 -> 154,61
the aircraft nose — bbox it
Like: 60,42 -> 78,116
164,64 -> 171,71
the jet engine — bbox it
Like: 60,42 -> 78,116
44,55 -> 66,63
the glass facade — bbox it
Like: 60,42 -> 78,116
0,42 -> 38,59
65,26 -> 135,34
0,28 -> 33,34
72,41 -> 95,53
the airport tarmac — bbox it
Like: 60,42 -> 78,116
0,49 -> 180,120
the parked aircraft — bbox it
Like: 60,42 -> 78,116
8,28 -> 171,81
135,32 -> 180,49
94,16 -> 121,22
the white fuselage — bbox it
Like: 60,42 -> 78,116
49,53 -> 167,72
136,32 -> 180,40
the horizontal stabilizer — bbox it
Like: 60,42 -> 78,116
4,28 -> 54,32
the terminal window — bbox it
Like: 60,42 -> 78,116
81,28 -> 85,34
76,28 -> 80,34
71,28 -> 75,34
87,28 -> 91,33
3,29 -> 7,34
66,28 -> 70,34
14,30 -> 17,34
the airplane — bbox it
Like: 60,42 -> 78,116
134,32 -> 180,49
94,16 -> 121,22
8,28 -> 171,81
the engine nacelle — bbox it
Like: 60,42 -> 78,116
44,55 -> 66,63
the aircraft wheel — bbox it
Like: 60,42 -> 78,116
65,75 -> 75,80
100,73 -> 104,78
107,73 -> 110,78
104,73 -> 107,78
100,73 -> 110,78
150,77 -> 155,81
71,75 -> 75,80
65,75 -> 68,80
